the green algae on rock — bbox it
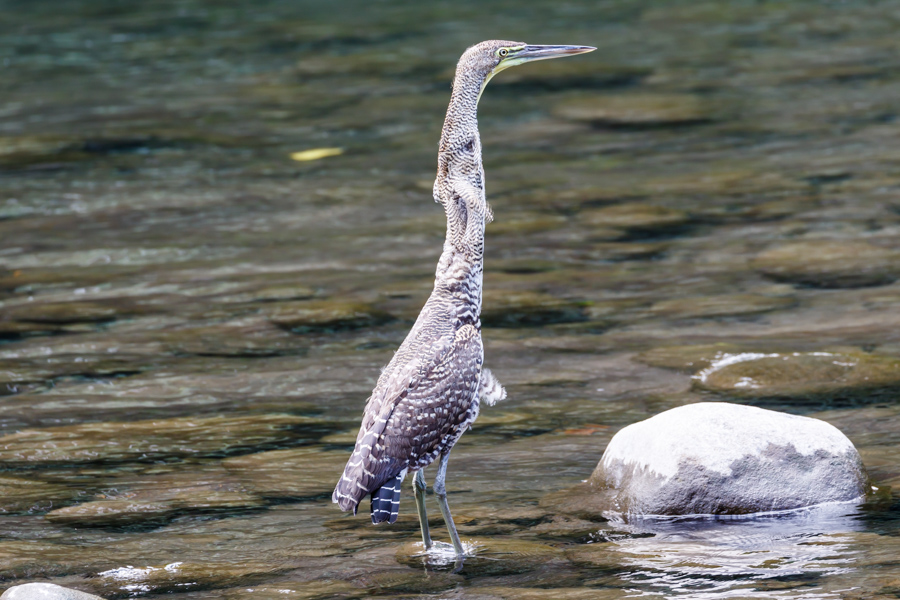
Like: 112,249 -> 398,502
752,241 -> 900,288
0,414 -> 326,467
693,351 -> 900,402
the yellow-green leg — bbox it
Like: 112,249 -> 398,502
412,468 -> 432,549
434,451 -> 465,557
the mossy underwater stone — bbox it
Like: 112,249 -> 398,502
586,402 -> 867,516
693,350 -> 900,402
752,241 -> 900,288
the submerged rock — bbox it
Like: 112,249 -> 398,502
0,583 -> 106,600
649,293 -> 796,320
222,446 -> 349,499
267,300 -> 393,332
553,94 -> 710,127
218,582 -> 363,600
580,203 -> 689,237
0,414 -> 323,466
693,351 -> 900,402
752,241 -> 900,288
634,343 -> 744,373
585,402 -> 867,516
44,470 -> 263,527
0,476 -> 78,514
94,560 -> 284,596
480,291 -> 586,327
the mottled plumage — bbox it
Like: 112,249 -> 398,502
332,40 -> 593,550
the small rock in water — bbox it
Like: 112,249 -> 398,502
580,402 -> 867,516
752,240 -> 900,288
0,583 -> 106,600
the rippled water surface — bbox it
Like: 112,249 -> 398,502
2,1 -> 900,598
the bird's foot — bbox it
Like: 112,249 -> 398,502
413,539 -> 478,564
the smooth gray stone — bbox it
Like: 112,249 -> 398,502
592,402 -> 868,516
0,584 -> 106,600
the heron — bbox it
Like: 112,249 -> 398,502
332,40 -> 595,557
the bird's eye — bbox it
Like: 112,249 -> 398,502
499,48 -> 509,57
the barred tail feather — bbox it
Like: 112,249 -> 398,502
333,428 -> 382,514
371,468 -> 407,524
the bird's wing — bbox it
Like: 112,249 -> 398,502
381,323 -> 483,465
333,324 -> 483,512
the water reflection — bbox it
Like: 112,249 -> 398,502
599,504 -> 863,599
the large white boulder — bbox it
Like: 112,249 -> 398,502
591,402 -> 868,516
0,584 -> 106,600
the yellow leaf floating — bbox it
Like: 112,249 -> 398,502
290,147 -> 344,162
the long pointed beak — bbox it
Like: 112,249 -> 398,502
517,44 -> 596,63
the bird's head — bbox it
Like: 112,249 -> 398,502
457,40 -> 596,103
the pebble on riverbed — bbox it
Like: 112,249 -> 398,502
553,402 -> 868,517
752,240 -> 900,288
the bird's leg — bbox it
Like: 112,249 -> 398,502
434,451 -> 465,557
412,468 -> 432,549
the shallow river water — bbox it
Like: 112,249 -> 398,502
2,1 -> 900,598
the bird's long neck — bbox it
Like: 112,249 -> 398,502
431,68 -> 490,314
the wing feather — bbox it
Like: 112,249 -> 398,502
332,324 -> 482,513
